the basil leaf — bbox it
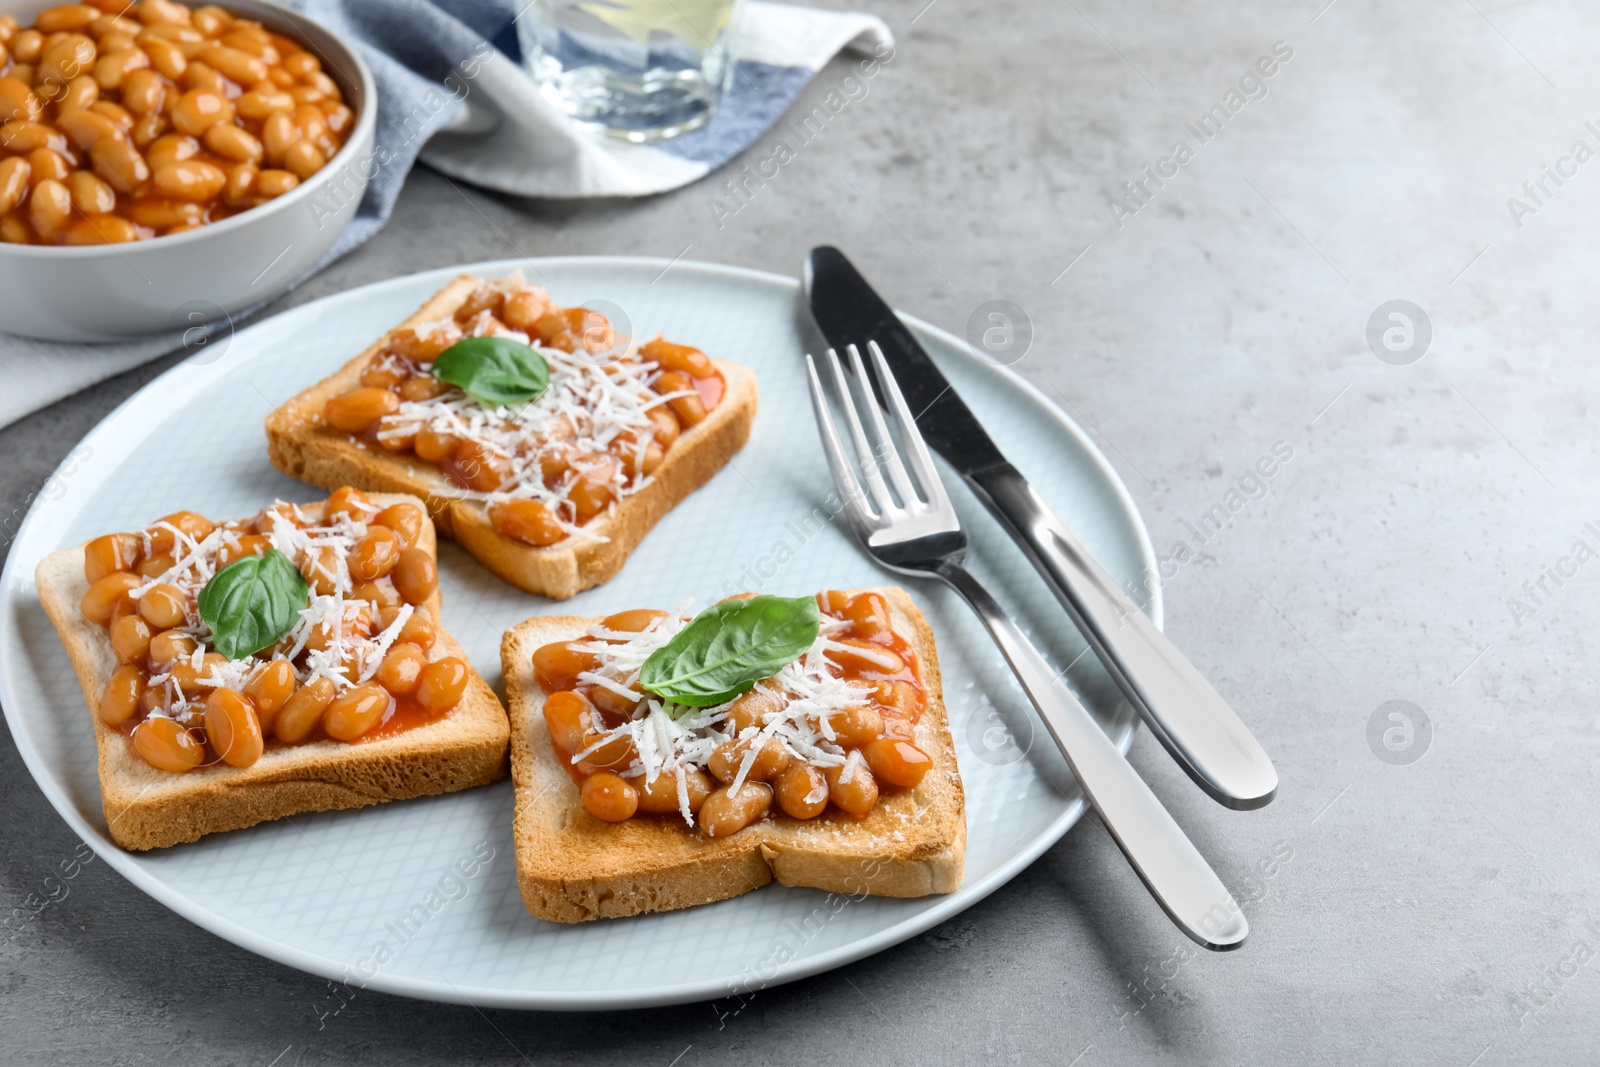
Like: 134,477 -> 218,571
640,595 -> 822,710
430,336 -> 550,407
197,549 -> 309,660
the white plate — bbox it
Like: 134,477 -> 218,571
0,257 -> 1157,1010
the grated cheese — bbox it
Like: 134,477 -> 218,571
560,608 -> 875,825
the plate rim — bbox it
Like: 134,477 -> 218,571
0,255 -> 1161,1010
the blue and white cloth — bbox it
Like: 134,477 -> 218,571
1,0 -> 893,429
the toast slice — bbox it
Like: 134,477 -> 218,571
34,492 -> 509,851
501,587 -> 965,922
265,274 -> 758,600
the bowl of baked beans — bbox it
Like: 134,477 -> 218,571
0,0 -> 375,340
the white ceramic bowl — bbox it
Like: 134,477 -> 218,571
0,0 -> 376,341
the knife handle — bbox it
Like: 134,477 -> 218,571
966,464 -> 1278,810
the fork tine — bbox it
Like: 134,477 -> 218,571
805,355 -> 879,525
822,347 -> 896,516
846,343 -> 922,509
866,340 -> 952,512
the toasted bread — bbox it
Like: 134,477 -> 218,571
500,587 -> 965,922
264,275 -> 759,600
33,493 -> 509,851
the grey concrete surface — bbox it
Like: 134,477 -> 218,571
4,0 -> 1599,1062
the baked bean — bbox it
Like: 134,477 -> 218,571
371,502 -> 424,547
348,527 -> 400,581
39,34 -> 96,86
397,375 -> 446,402
390,548 -> 436,605
98,663 -> 144,726
864,738 -> 931,788
235,87 -> 292,119
141,35 -> 185,79
389,324 -> 459,361
83,531 -> 140,582
581,772 -> 638,822
722,687 -> 778,733
586,682 -> 640,720
641,338 -> 715,379
601,608 -> 668,634
202,120 -> 259,162
776,763 -> 829,820
10,30 -> 42,63
137,556 -> 176,579
68,169 -> 115,213
646,407 -> 681,450
844,592 -> 892,638
824,752 -> 878,815
299,543 -> 339,596
89,136 -> 149,192
24,175 -> 69,237
413,426 -> 460,463
192,5 -> 233,35
199,43 -> 264,84
569,456 -> 621,521
110,614 -> 152,664
144,132 -> 196,167
699,782 -> 772,837
119,67 -> 165,114
80,571 -> 141,624
397,611 -> 436,651
489,498 -> 565,548
449,439 -> 511,492
152,157 -> 224,201
134,716 -> 203,772
275,676 -> 335,743
0,157 -> 27,215
654,371 -> 707,427
220,158 -> 257,202
532,641 -> 599,693
146,509 -> 214,553
136,0 -> 193,27
825,703 -> 883,748
204,687 -> 263,768
0,76 -> 42,122
180,60 -> 225,93
709,737 -> 790,783
36,6 -> 100,34
147,629 -> 197,666
259,108 -> 294,163
215,532 -> 270,566
323,682 -> 392,741
500,286 -> 548,331
169,651 -> 225,697
129,110 -> 166,146
0,214 -> 30,245
61,73 -> 99,110
170,86 -> 232,135
137,684 -> 167,719
283,137 -> 324,179
243,658 -> 295,730
542,690 -> 589,753
323,485 -> 370,523
415,656 -> 468,712
323,387 -> 399,432
636,768 -> 715,814
825,638 -> 905,676
375,642 -> 426,695
880,679 -> 922,719
95,46 -> 149,89
126,196 -> 201,230
353,579 -> 400,611
0,120 -> 67,154
26,147 -> 70,184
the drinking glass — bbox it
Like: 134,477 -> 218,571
519,0 -> 743,142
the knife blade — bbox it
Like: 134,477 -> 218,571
803,246 -> 1278,810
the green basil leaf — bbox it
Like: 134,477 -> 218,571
430,336 -> 550,407
197,549 -> 309,660
640,595 -> 822,710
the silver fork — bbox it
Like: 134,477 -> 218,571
806,342 -> 1248,950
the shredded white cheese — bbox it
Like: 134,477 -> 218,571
130,501 -> 410,728
561,612 -> 870,825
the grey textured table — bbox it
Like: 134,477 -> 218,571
4,0 -> 1598,1062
